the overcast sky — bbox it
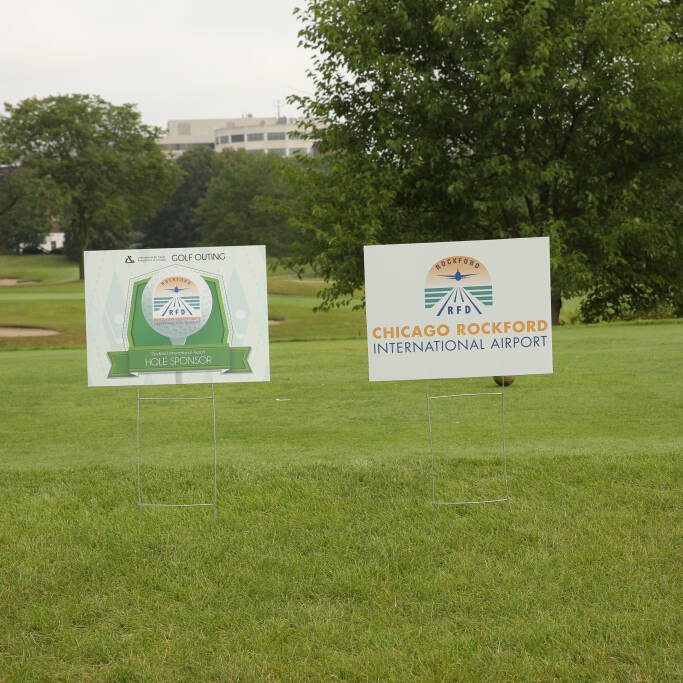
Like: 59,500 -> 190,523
2,0 -> 315,129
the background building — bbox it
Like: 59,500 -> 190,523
158,116 -> 316,157
39,227 -> 65,253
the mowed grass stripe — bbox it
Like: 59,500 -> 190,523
0,292 -> 85,301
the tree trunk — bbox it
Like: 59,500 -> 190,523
76,209 -> 90,281
551,296 -> 562,326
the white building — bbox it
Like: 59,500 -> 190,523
158,116 -> 316,157
40,227 -> 65,252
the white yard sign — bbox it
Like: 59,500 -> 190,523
364,237 -> 553,381
85,246 -> 270,387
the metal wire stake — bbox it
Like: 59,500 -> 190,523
136,385 -> 218,520
137,386 -> 142,519
212,383 -> 217,521
502,377 -> 512,511
426,382 -> 435,509
426,379 -> 511,511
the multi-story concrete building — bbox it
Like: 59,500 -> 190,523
157,116 -> 316,157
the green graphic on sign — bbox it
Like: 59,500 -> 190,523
107,274 -> 251,377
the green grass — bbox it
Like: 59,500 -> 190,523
0,253 -> 80,284
1,321 -> 681,679
268,294 -> 365,340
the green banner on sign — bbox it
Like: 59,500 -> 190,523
108,345 -> 251,377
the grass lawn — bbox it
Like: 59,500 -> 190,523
0,253 -> 79,285
0,254 -> 681,679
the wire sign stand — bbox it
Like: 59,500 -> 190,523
136,385 -> 218,520
426,380 -> 511,511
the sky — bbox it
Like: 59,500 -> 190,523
2,0 -> 315,130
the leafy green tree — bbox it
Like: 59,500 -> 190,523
0,168 -> 64,252
62,220 -> 140,261
289,0 -> 682,321
580,175 -> 682,321
141,145 -> 221,248
283,155 -> 403,308
197,149 -> 299,257
0,94 -> 180,278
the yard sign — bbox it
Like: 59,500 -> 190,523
85,246 -> 270,386
364,237 -> 553,381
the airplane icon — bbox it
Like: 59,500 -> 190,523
437,269 -> 476,282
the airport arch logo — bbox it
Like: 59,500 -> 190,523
140,266 -> 213,346
424,256 -> 493,317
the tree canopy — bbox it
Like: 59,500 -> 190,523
289,0 -> 682,320
140,145 -> 221,249
0,168 -> 64,252
0,94 -> 180,277
196,149 -> 300,257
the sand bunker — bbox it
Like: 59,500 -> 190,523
0,278 -> 39,286
0,327 -> 60,337
268,318 -> 284,325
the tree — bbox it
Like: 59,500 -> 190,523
197,149 -> 300,257
140,145 -> 221,248
0,167 -> 64,252
289,0 -> 682,321
0,94 -> 180,278
579,174 -> 682,321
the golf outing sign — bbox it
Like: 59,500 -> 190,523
364,237 -> 553,381
85,246 -> 270,386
